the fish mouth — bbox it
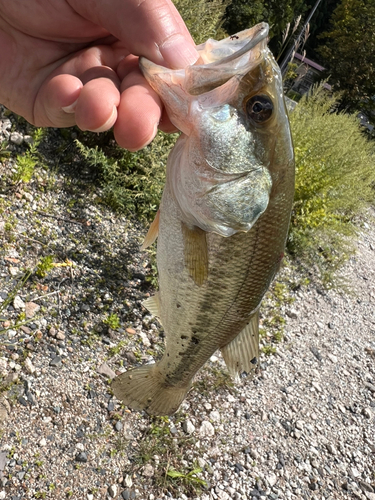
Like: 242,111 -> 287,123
184,23 -> 269,95
140,23 -> 270,97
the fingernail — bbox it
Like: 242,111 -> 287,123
62,100 -> 78,113
91,106 -> 117,133
159,34 -> 199,69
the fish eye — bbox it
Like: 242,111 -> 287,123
245,95 -> 273,123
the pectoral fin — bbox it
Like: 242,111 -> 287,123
181,223 -> 208,286
142,292 -> 161,319
141,210 -> 160,250
220,309 -> 259,380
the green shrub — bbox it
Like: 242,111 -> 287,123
288,84 -> 375,284
75,132 -> 175,221
174,0 -> 229,43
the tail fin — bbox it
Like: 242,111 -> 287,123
111,364 -> 190,416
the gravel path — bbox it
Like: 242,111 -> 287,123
0,112 -> 374,500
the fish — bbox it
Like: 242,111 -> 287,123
112,23 -> 295,416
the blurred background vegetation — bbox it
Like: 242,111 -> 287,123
8,0 -> 375,286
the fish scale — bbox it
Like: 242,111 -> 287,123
112,23 -> 295,415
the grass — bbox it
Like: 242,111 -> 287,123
13,128 -> 46,184
131,415 -> 207,496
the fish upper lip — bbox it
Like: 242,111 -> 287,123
203,23 -> 269,68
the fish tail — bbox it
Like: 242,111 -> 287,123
111,364 -> 190,416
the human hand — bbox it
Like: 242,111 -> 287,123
0,0 -> 198,150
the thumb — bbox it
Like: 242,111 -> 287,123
68,0 -> 199,68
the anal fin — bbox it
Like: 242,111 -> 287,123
220,309 -> 259,381
141,209 -> 160,250
181,222 -> 208,286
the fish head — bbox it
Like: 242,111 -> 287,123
140,23 -> 294,236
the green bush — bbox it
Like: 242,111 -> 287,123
174,0 -> 229,43
75,132 -> 175,221
288,84 -> 375,284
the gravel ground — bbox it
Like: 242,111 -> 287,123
0,110 -> 374,500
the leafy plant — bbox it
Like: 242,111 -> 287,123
103,313 -> 120,330
13,128 -> 45,183
167,464 -> 207,490
287,84 -> 375,285
35,255 -> 55,278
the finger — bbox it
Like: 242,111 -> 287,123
158,108 -> 178,134
117,56 -> 178,136
69,0 -> 199,69
74,67 -> 121,132
34,74 -> 83,127
114,70 -> 162,151
34,47 -> 122,129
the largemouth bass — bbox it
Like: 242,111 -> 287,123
112,23 -> 295,416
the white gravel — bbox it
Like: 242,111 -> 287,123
0,110 -> 374,500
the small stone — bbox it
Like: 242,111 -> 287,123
143,464 -> 154,477
10,132 -> 23,145
260,410 -> 267,421
122,491 -> 131,500
39,438 -> 47,447
56,331 -> 65,340
75,452 -> 88,463
25,302 -> 40,319
267,473 -> 278,487
216,490 -> 230,500
115,421 -> 123,432
97,363 -> 116,379
13,295 -> 25,310
365,382 -> 375,393
126,327 -> 136,335
362,408 -> 372,419
351,467 -> 361,478
286,309 -> 298,319
124,352 -> 137,364
295,420 -> 304,430
365,493 -> 375,500
0,358 -> 7,374
210,410 -> 221,422
359,481 -> 374,493
108,485 -> 118,498
0,491 -> 5,499
170,425 -> 178,435
23,135 -> 34,145
199,420 -> 215,438
182,420 -> 195,434
87,495 -> 94,500
49,356 -> 62,367
327,353 -> 338,363
9,266 -> 19,276
326,443 -> 337,455
310,347 -> 323,361
311,381 -> 322,392
24,357 -> 35,374
123,475 -> 132,488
